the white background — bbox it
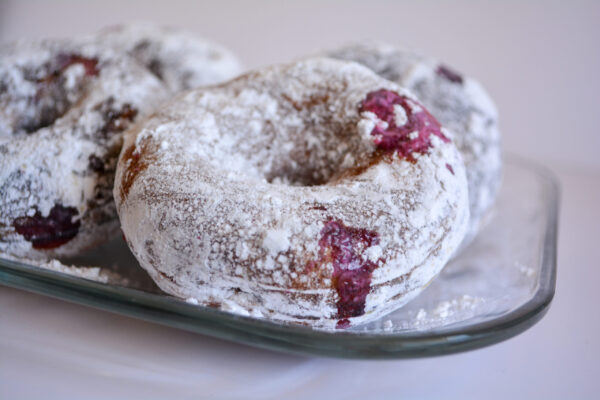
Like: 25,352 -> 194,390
1,1 -> 599,399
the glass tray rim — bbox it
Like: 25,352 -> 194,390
0,156 -> 559,359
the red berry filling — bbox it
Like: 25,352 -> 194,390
336,319 -> 351,329
436,64 -> 463,84
316,219 -> 381,328
359,89 -> 449,161
12,204 -> 80,249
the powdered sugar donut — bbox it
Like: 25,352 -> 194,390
114,58 -> 469,329
93,23 -> 242,93
328,43 -> 501,244
0,39 -> 169,259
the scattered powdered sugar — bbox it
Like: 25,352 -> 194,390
516,261 -> 535,277
353,294 -> 486,332
429,295 -> 483,319
115,58 -> 470,329
383,319 -> 394,331
0,251 -> 129,286
402,295 -> 486,329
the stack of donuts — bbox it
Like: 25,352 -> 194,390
0,26 -> 501,329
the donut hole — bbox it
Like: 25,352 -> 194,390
263,136 -> 355,187
212,113 -> 364,187
184,86 -> 375,187
198,87 -> 445,187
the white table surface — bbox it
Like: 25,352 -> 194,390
1,1 -> 599,398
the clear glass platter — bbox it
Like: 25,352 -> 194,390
0,156 -> 559,359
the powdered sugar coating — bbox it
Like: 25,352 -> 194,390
0,39 -> 170,259
327,43 -> 502,245
114,58 -> 469,329
92,23 -> 242,93
0,251 -> 129,286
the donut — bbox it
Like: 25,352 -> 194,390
327,43 -> 501,245
93,23 -> 242,93
114,58 -> 469,329
0,39 -> 170,259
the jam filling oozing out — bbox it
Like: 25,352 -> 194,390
13,204 -> 80,249
435,64 -> 463,84
316,219 -> 381,329
359,89 -> 449,161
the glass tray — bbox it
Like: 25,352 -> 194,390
0,157 -> 559,359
